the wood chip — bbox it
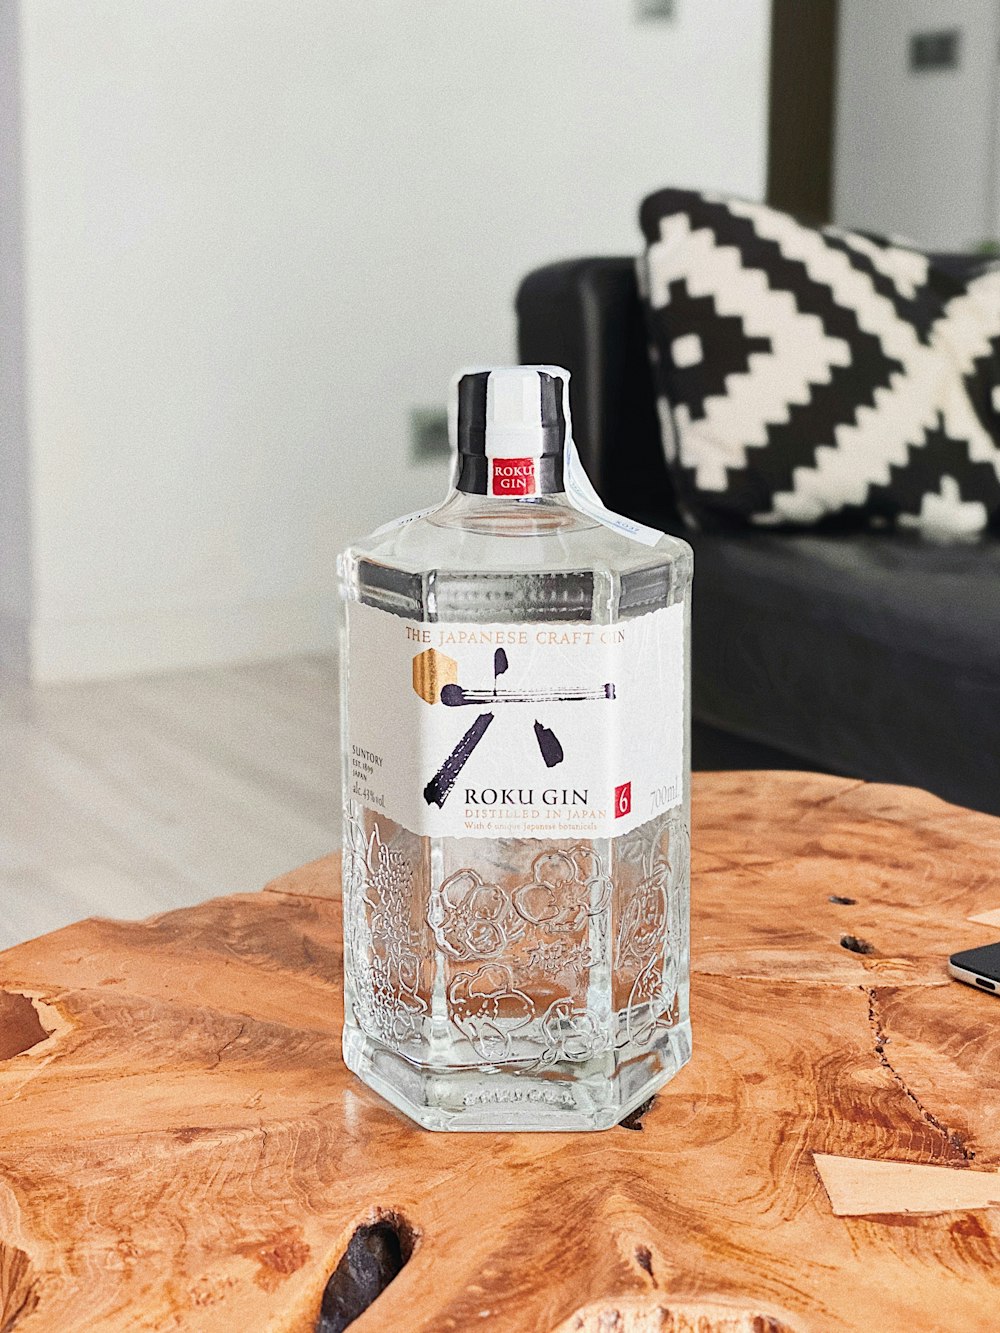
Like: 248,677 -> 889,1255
814,1153 -> 1000,1216
967,907 -> 1000,929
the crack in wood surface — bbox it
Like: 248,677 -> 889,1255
210,1023 -> 246,1070
806,779 -> 869,812
862,986 -> 973,1162
317,1215 -> 414,1333
2,1279 -> 40,1332
634,1244 -> 656,1285
840,935 -> 875,956
619,1096 -> 656,1131
0,1241 -> 40,1331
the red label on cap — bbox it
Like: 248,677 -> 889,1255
491,457 -> 535,496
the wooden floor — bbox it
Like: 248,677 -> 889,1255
0,655 -> 339,952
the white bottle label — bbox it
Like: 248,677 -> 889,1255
346,600 -> 684,839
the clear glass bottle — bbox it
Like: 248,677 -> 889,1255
338,366 -> 692,1130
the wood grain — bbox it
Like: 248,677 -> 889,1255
2,770 -> 1000,1331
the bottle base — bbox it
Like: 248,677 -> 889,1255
342,1021 -> 692,1132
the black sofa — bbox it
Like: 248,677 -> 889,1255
517,257 -> 1000,816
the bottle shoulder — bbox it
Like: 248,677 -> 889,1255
344,497 -> 693,581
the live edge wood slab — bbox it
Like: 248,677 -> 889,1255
2,771 -> 1000,1333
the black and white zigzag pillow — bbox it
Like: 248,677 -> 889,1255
638,189 -> 1000,538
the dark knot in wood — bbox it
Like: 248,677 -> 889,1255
317,1216 -> 414,1332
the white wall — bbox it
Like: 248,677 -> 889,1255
0,1 -> 32,677
834,0 -> 1000,250
13,0 -> 771,680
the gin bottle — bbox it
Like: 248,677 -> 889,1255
338,366 -> 692,1131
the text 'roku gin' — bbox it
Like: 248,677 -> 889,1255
338,365 -> 692,1130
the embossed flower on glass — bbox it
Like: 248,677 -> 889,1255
360,828 -> 410,915
539,998 -> 606,1064
428,869 -> 523,960
350,941 -> 428,1048
513,846 -> 612,933
615,863 -> 670,970
342,809 -> 371,897
448,964 -> 534,1061
623,958 -> 676,1048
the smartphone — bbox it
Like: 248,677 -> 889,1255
949,942 -> 1000,995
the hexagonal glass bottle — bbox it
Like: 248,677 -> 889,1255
338,366 -> 691,1130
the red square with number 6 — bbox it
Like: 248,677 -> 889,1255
614,782 -> 631,819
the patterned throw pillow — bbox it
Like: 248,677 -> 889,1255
638,189 -> 1000,538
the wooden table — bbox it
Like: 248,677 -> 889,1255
2,771 -> 1000,1332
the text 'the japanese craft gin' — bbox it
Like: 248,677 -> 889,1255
338,366 -> 692,1130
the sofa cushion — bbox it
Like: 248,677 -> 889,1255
691,529 -> 1000,814
638,189 -> 1000,539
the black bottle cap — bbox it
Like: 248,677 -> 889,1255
455,366 -> 568,494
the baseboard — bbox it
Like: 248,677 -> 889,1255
30,594 -> 338,682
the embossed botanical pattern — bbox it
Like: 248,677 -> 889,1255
343,813 -> 429,1048
448,964 -> 534,1061
428,869 -> 524,960
343,804 -> 689,1073
614,814 -> 687,1049
514,848 -> 612,933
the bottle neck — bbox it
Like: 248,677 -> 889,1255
455,450 -> 565,498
